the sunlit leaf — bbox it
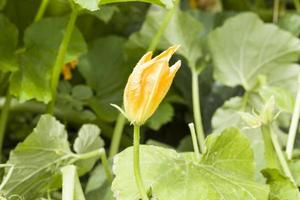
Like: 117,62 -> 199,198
208,13 -> 300,91
112,128 -> 269,200
1,115 -> 73,199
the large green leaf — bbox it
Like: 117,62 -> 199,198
78,36 -> 130,122
10,17 -> 87,103
112,128 -> 269,200
1,115 -> 73,199
208,13 -> 300,91
127,7 -> 203,68
1,115 -> 103,198
0,14 -> 18,72
262,168 -> 300,200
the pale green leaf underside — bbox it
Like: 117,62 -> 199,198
208,13 -> 300,91
112,128 -> 269,200
2,115 -> 72,199
73,124 -> 104,175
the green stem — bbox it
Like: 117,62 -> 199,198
109,3 -> 178,157
147,1 -> 178,52
0,164 -> 14,190
286,85 -> 300,160
34,0 -> 50,22
75,148 -> 113,182
0,94 -> 12,159
261,125 -> 279,169
109,113 -> 126,157
191,69 -> 205,153
273,0 -> 280,23
47,8 -> 79,114
61,165 -> 85,200
188,123 -> 200,160
293,0 -> 300,12
133,125 -> 148,200
100,150 -> 113,183
270,128 -> 296,184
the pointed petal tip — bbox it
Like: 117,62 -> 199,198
170,60 -> 181,73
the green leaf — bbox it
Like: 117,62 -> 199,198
112,128 -> 269,200
208,13 -> 300,91
127,7 -> 203,68
74,124 -> 104,153
91,5 -> 119,23
289,156 -> 300,186
262,168 -> 300,200
0,0 -> 6,10
1,115 -> 73,199
73,0 -> 100,11
78,36 -> 130,122
147,102 -> 174,130
73,124 -> 104,175
279,14 -> 300,37
99,0 -> 175,9
10,17 -> 87,103
72,85 -> 93,101
86,164 -> 114,200
0,14 -> 18,72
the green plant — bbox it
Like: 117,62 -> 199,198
1,0 -> 300,199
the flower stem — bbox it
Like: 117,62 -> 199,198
273,0 -> 280,23
100,150 -> 113,183
261,125 -> 279,169
270,128 -> 296,184
191,69 -> 205,153
75,148 -> 113,182
286,85 -> 300,160
109,112 -> 126,157
61,165 -> 85,200
0,93 -> 12,160
133,125 -> 148,200
47,7 -> 79,114
188,123 -> 200,160
109,3 -> 177,157
34,0 -> 50,22
147,0 -> 178,52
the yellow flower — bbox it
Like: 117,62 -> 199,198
123,45 -> 181,125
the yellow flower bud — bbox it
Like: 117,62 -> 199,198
123,45 -> 181,125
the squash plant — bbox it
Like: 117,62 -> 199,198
0,0 -> 300,199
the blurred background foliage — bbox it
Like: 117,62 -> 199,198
1,0 -> 300,198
